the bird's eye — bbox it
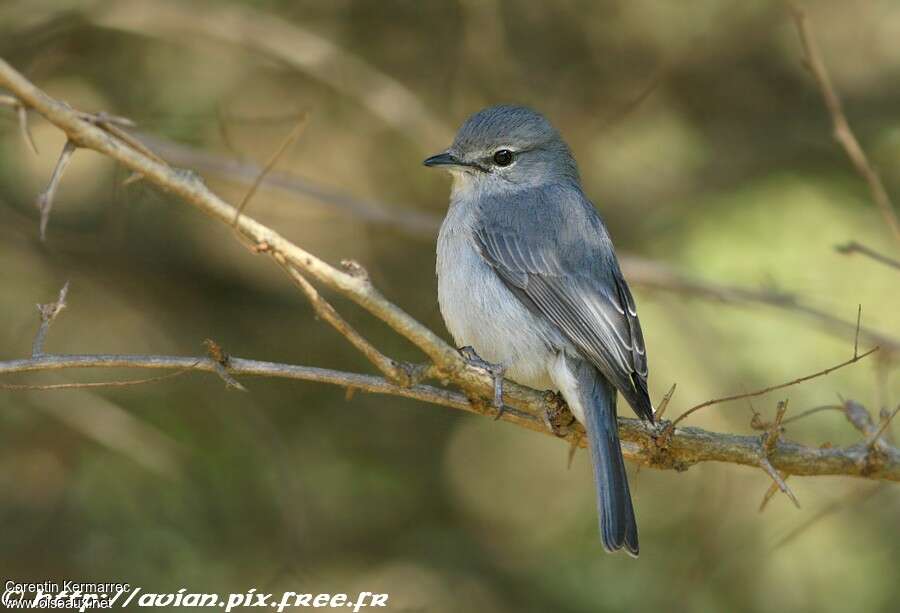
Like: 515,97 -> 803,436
492,149 -> 514,167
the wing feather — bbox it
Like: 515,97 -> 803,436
473,201 -> 653,421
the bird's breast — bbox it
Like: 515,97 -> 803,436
436,206 -> 557,390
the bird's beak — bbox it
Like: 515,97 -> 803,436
423,151 -> 464,168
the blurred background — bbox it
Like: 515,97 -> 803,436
1,1 -> 899,611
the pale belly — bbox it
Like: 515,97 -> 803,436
436,222 -> 560,391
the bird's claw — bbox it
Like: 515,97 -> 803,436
459,346 -> 506,419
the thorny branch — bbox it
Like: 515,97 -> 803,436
2,347 -> 899,482
1,58 -> 899,492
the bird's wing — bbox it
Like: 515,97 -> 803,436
472,186 -> 652,420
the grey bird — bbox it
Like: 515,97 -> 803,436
425,105 -> 653,556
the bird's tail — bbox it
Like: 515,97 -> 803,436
573,361 -> 639,556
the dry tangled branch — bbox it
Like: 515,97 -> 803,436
1,57 -> 899,497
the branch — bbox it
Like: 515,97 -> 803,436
671,346 -> 878,427
92,0 -> 451,145
835,241 -> 900,272
145,136 -> 900,355
0,55 -> 547,435
624,257 -> 900,355
278,261 -> 427,387
788,3 -> 900,244
2,57 -> 898,488
2,352 -> 898,482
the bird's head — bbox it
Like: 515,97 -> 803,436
424,105 -> 579,193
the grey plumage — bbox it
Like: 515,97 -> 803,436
427,105 -> 652,556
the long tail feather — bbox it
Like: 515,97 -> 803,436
573,360 -> 639,556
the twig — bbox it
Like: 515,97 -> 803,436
35,140 -> 77,241
671,346 -> 879,428
279,262 -> 424,387
836,241 -> 900,272
788,2 -> 900,243
0,364 -> 197,390
232,111 -> 308,225
32,282 -> 69,357
780,404 -> 842,426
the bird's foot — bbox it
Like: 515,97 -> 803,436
543,391 -> 576,438
458,346 -> 506,419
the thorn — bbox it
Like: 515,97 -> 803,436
759,456 -> 800,509
35,140 -> 77,241
340,259 -> 369,281
32,281 -> 70,357
17,103 -> 38,154
203,338 -> 226,363
757,400 -> 798,508
204,338 -> 246,391
122,172 -> 144,186
759,473 -> 790,513
91,111 -> 136,128
566,433 -> 581,469
750,408 -> 767,431
762,399 -> 789,456
654,382 -> 677,419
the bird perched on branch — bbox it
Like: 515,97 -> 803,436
425,105 -> 653,556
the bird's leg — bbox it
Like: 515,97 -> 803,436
458,346 -> 506,419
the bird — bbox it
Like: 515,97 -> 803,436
424,105 -> 653,556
